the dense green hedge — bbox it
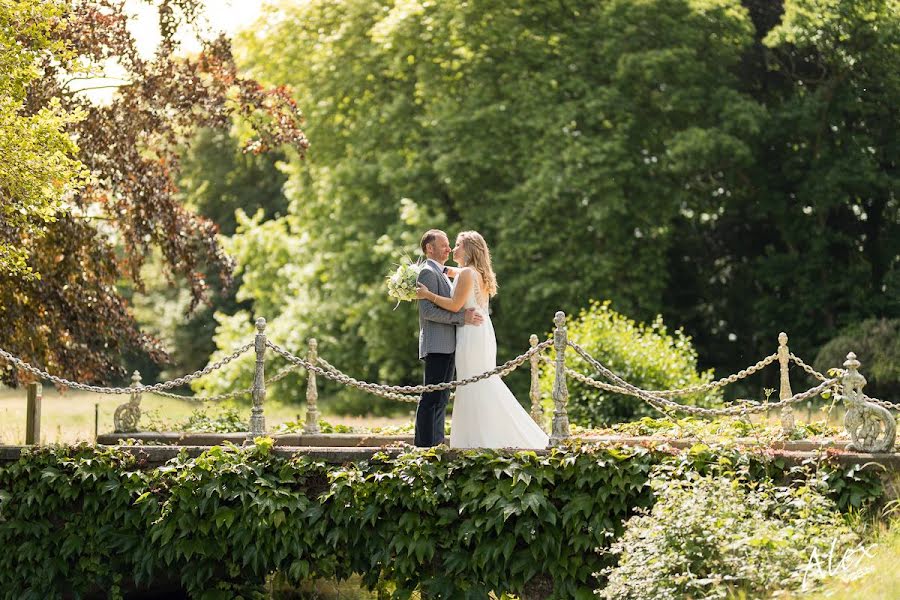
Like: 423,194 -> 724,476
0,440 -> 883,599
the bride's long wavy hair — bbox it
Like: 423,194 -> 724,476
457,231 -> 498,297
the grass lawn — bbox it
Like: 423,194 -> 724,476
0,386 -> 414,445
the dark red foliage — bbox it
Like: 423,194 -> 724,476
0,0 -> 308,386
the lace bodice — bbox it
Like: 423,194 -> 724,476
453,269 -> 489,312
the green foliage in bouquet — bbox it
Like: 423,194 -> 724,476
386,259 -> 424,306
540,301 -> 721,426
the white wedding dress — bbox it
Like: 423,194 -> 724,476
450,275 -> 549,449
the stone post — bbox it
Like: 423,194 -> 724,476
114,371 -> 142,433
249,317 -> 267,437
550,311 -> 570,445
777,332 -> 795,435
842,352 -> 896,453
304,338 -> 321,435
528,334 -> 544,430
25,382 -> 41,445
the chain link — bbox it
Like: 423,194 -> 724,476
787,354 -> 900,411
863,394 -> 900,411
266,338 -> 553,395
789,353 -> 832,382
566,341 -> 838,417
624,354 -> 777,397
316,356 -> 421,404
540,354 -> 629,395
145,388 -> 249,402
145,361 -> 303,403
0,343 -> 253,395
8,336 -> 885,418
549,351 -> 777,397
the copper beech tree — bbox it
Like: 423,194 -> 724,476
0,0 -> 308,386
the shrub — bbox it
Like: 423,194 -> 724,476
0,441 -> 880,598
598,471 -> 861,599
140,406 -> 249,433
606,415 -> 843,442
0,441 -> 658,598
540,301 -> 721,426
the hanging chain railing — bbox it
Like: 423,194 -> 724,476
564,340 -> 839,417
787,352 -> 900,413
265,338 -> 552,395
316,356 -> 420,404
0,343 -> 253,395
540,353 -> 779,399
1,312 -> 897,451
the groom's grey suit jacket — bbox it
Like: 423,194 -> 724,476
417,260 -> 466,360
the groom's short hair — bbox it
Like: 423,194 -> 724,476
420,229 -> 446,254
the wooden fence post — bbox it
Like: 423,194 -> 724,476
25,382 -> 42,445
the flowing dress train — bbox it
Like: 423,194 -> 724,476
449,277 -> 549,449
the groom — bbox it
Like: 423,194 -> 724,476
415,229 -> 482,447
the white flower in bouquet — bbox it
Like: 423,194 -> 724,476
386,258 -> 424,307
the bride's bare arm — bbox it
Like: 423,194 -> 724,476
416,268 -> 473,312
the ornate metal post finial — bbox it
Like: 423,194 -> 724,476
550,311 -> 570,445
528,334 -> 544,430
842,352 -> 896,453
114,370 -> 142,433
249,317 -> 267,438
777,332 -> 795,435
304,338 -> 321,435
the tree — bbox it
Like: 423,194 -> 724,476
814,318 -> 900,399
0,0 -> 87,280
664,0 -> 900,376
179,127 -> 289,236
0,0 -> 308,385
208,0 -> 762,408
124,127 -> 290,382
202,0 -> 898,410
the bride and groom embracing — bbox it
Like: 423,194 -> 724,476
413,229 -> 549,450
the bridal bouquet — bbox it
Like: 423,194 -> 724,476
386,258 -> 423,307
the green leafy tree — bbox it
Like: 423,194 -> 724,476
208,0 -> 898,409
212,0 -> 763,408
179,127 -> 289,236
814,318 -> 900,399
126,127 -> 290,381
665,0 -> 900,375
0,0 -> 308,386
0,0 -> 86,279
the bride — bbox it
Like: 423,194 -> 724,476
416,231 -> 549,449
